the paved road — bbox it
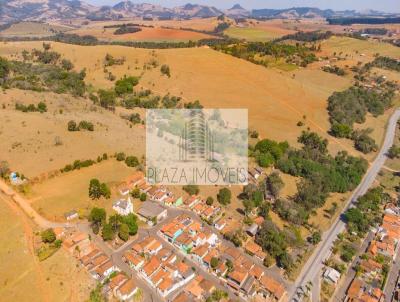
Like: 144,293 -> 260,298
290,109 -> 400,302
384,245 -> 400,302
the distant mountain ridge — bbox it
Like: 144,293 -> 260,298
0,0 -> 396,24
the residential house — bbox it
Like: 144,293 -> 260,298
116,279 -> 138,301
227,267 -> 249,291
214,218 -> 227,231
123,251 -> 145,270
323,267 -> 340,284
259,276 -> 288,302
93,260 -> 119,281
108,273 -> 128,296
184,196 -> 201,208
64,210 -> 79,221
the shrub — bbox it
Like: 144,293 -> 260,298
116,152 -> 126,161
68,120 -> 78,131
125,156 -> 139,167
183,185 -> 200,196
217,188 -> 231,205
41,228 -> 56,243
114,76 -> 139,95
160,64 -> 171,77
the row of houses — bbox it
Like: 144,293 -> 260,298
160,214 -> 219,254
344,203 -> 400,302
122,236 -> 195,298
158,213 -> 286,301
60,228 -> 139,301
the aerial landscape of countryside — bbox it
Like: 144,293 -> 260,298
0,0 -> 400,302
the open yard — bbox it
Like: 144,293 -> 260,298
0,193 -> 93,302
29,160 -> 137,221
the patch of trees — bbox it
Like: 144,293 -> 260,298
213,41 -> 318,67
255,220 -> 293,271
61,154 -> 107,173
277,131 -> 368,212
0,56 -> 9,84
370,56 -> 400,72
352,129 -> 378,154
184,100 -> 203,109
15,101 -> 47,113
114,76 -> 139,95
3,58 -> 86,96
104,53 -> 125,67
265,172 -> 284,198
53,33 -> 99,46
328,85 -> 395,150
32,48 -> 60,65
277,30 -> 333,42
68,120 -> 94,131
362,28 -> 388,35
251,139 -> 289,168
61,159 -> 95,172
114,25 -> 142,35
214,22 -> 230,33
217,188 -> 231,205
89,178 -> 111,199
344,187 -> 389,237
322,65 -> 346,76
388,145 -> 400,159
120,112 -> 142,125
183,185 -> 200,196
89,207 -> 138,241
328,17 -> 400,25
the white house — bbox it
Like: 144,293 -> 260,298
113,198 -> 134,216
323,267 -> 340,284
93,260 -> 119,281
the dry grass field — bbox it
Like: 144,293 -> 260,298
0,89 -> 145,178
70,26 -> 214,42
0,194 -> 93,302
29,160 -> 136,221
1,37 -> 398,163
224,26 -> 291,41
81,17 -> 220,32
0,21 -> 73,38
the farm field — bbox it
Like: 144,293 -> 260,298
0,193 -> 93,302
29,160 -> 136,221
0,21 -> 73,38
70,25 -> 214,42
224,27 -> 284,41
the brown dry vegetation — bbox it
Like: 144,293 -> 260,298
71,25 -> 214,42
0,193 -> 93,302
0,89 -> 145,178
28,160 -> 136,221
0,21 -> 73,38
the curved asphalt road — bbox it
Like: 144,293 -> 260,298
289,109 -> 400,302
